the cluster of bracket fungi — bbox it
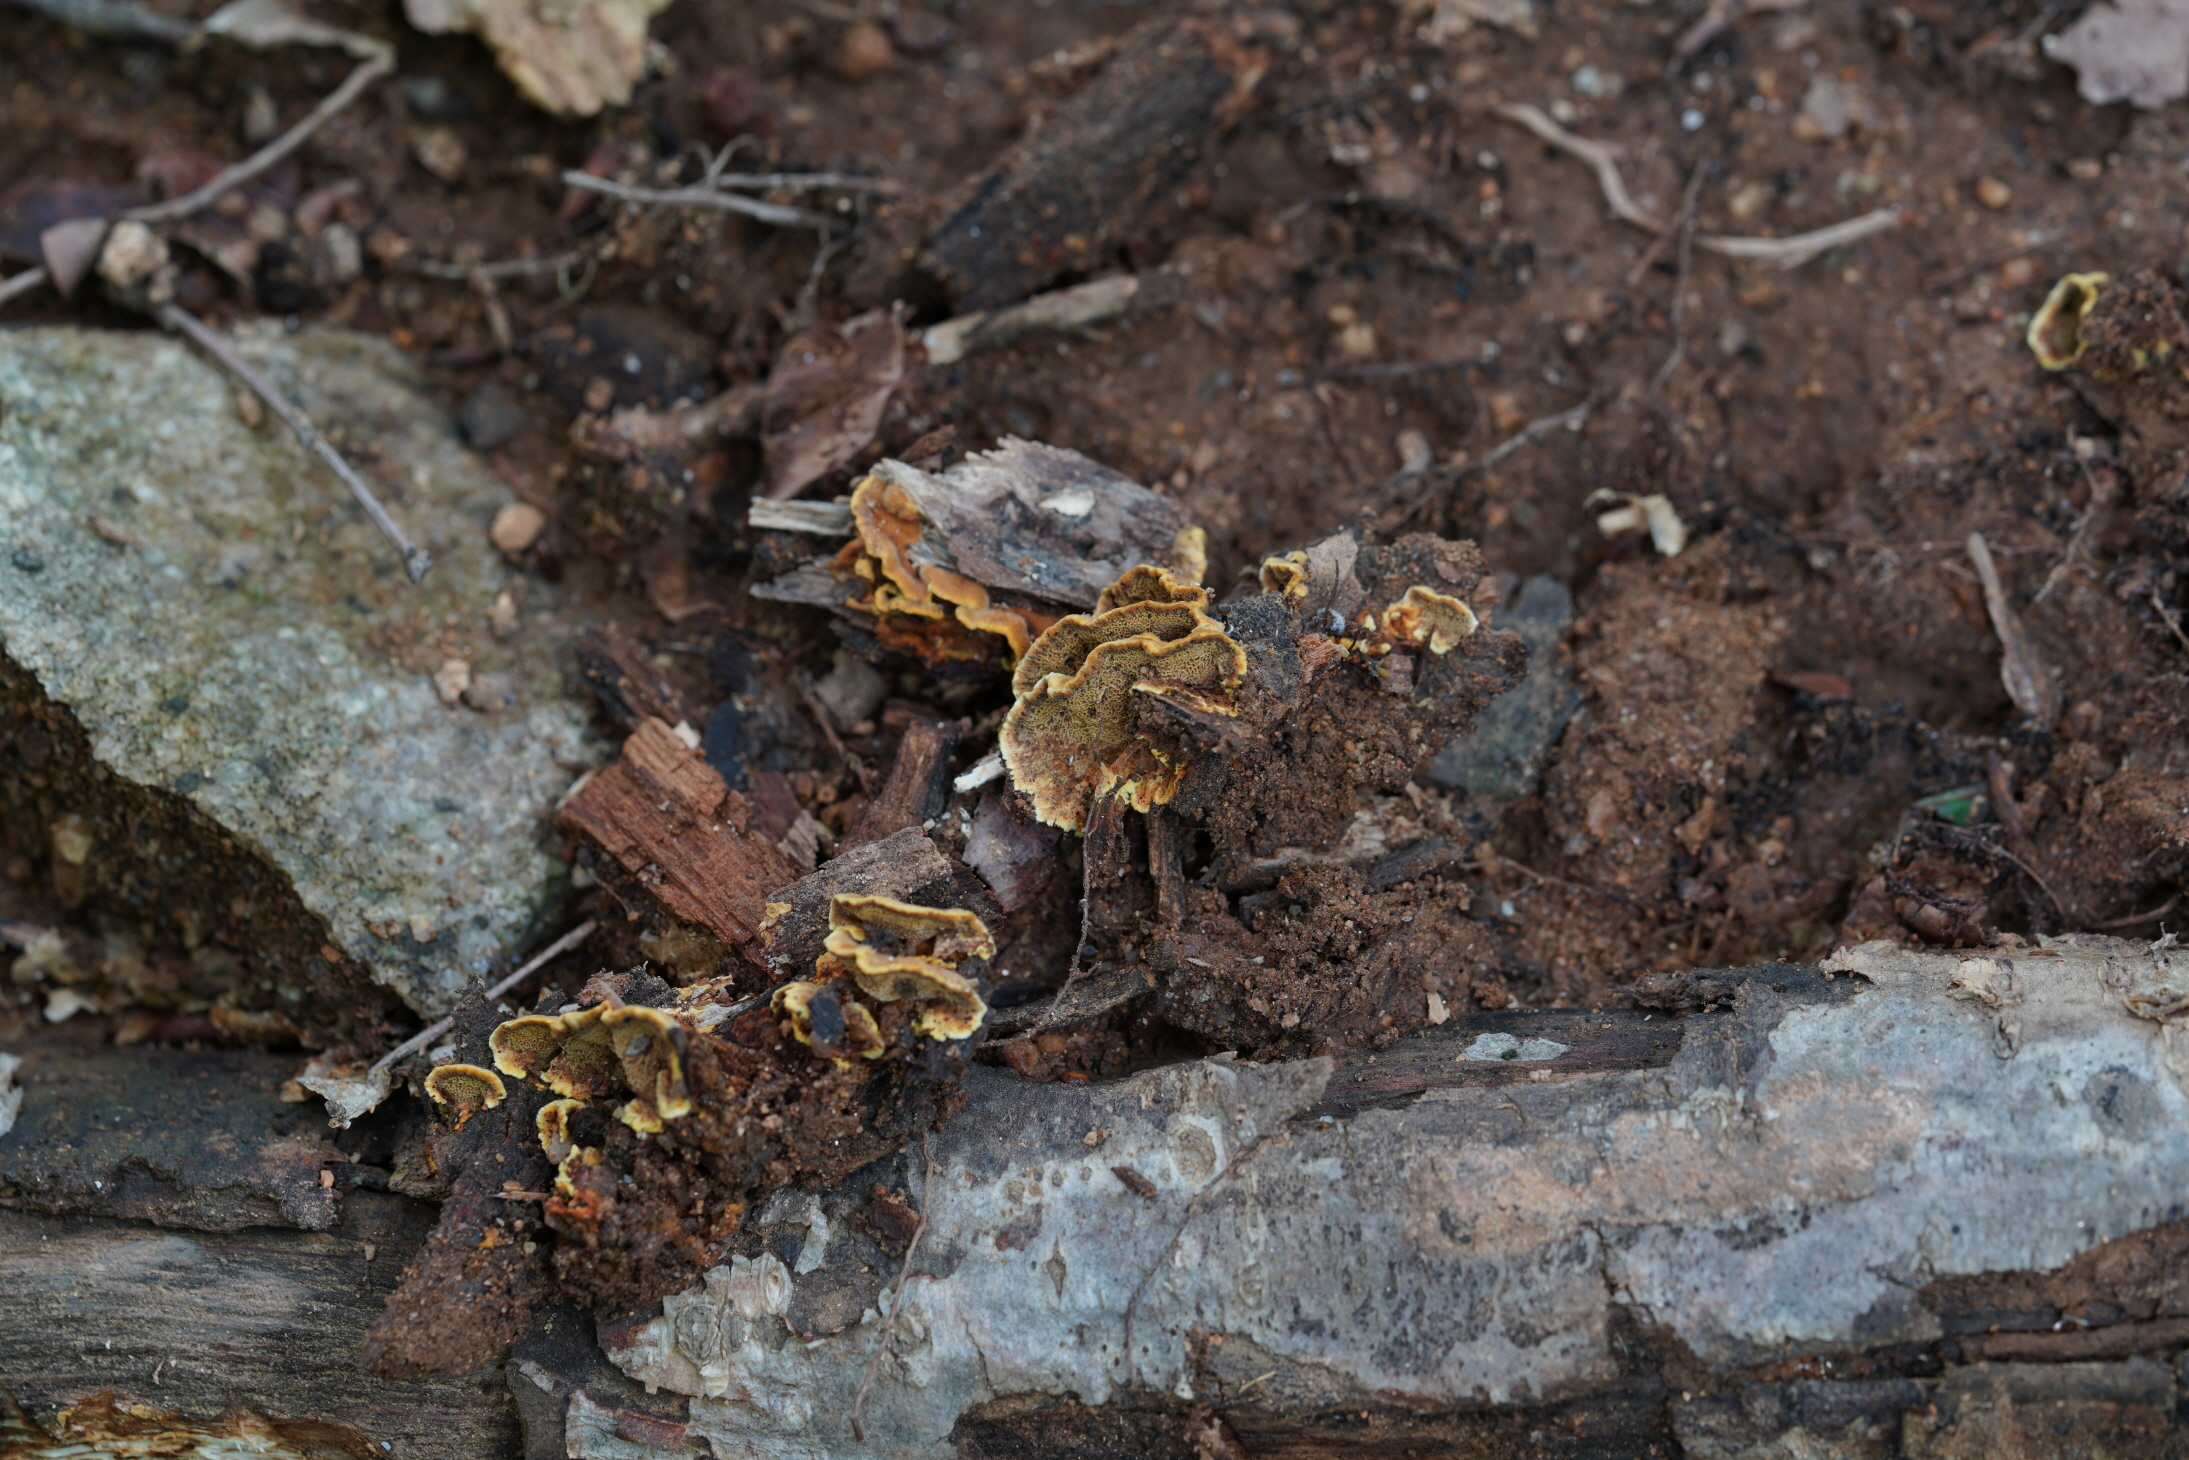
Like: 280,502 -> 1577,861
390,439 -> 1525,1351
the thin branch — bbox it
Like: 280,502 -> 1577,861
371,919 -> 598,1073
1384,395 -> 1597,531
1496,104 -> 1662,228
1,0 -> 193,42
707,171 -> 900,194
153,301 -> 433,583
851,1132 -> 936,1444
1496,104 -> 1901,269
126,56 -> 392,225
560,172 -> 834,229
2089,894 -> 2181,931
408,249 -> 592,281
0,267 -> 49,309
1650,165 -> 1708,397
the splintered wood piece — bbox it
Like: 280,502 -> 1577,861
1146,804 -> 1186,929
556,717 -> 795,951
575,625 -> 691,732
841,717 -> 960,851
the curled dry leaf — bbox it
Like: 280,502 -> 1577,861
762,307 -> 907,500
402,0 -> 672,115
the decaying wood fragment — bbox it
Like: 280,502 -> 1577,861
555,717 -> 796,954
540,938 -> 2187,1459
0,1046 -> 343,1231
924,17 -> 1266,311
575,623 -> 693,732
0,1195 -> 521,1457
755,438 -> 1202,669
841,716 -> 959,851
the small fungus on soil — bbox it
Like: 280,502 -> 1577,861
2028,271 -> 2107,371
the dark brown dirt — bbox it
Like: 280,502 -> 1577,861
6,0 -> 2188,1040
5,0 -> 2189,1406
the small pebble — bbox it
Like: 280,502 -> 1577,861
835,22 -> 895,81
458,378 -> 529,451
411,126 -> 468,183
433,657 -> 471,706
490,502 -> 547,554
11,549 -> 44,573
1974,176 -> 2012,210
463,672 -> 514,714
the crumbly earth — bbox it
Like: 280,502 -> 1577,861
5,0 -> 2189,1406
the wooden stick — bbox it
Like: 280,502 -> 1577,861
560,172 -> 833,229
126,56 -> 393,225
152,301 -> 433,583
371,920 -> 598,1072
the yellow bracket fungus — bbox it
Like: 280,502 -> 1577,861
488,1014 -> 565,1081
2029,272 -> 2107,371
772,979 -> 887,1066
1258,550 -> 1311,600
1001,565 -> 1247,832
424,1063 -> 506,1129
605,1006 -> 693,1132
836,468 -> 1055,664
816,894 -> 994,1042
538,1097 -> 583,1163
1378,586 -> 1480,655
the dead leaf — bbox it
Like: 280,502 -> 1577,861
0,178 -> 133,264
2043,0 -> 2189,110
39,217 -> 110,297
762,306 -> 907,500
402,0 -> 672,115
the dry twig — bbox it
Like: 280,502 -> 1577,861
562,173 -> 835,229
1495,104 -> 1901,269
370,919 -> 599,1073
851,1132 -> 935,1444
1385,395 -> 1597,530
1966,531 -> 2061,727
153,301 -> 433,583
124,55 -> 392,226
797,675 -> 877,793
0,267 -> 49,309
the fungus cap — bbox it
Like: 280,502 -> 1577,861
539,1005 -> 624,1100
537,1097 -> 584,1163
1000,565 -> 1246,832
2029,272 -> 2107,371
423,1064 -> 506,1128
819,895 -> 994,1041
489,1014 -> 567,1080
773,979 -> 887,1064
1379,585 -> 1480,654
604,1006 -> 692,1121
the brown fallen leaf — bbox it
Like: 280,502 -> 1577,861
762,306 -> 907,500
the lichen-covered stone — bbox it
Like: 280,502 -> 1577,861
0,326 -> 598,1017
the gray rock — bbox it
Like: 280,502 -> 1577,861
596,939 -> 2189,1456
1427,574 -> 1576,801
0,325 -> 600,1016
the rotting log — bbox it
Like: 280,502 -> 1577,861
512,938 -> 2189,1458
0,1192 -> 520,1457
